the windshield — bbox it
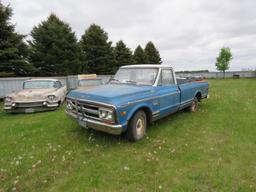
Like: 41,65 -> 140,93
23,80 -> 56,89
78,79 -> 102,86
112,68 -> 158,85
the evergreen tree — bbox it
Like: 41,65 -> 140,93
0,3 -> 34,77
133,45 -> 148,64
144,41 -> 162,64
80,24 -> 115,74
29,14 -> 81,76
113,40 -> 133,71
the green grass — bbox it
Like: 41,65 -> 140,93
0,79 -> 256,191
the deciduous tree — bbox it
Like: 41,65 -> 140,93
215,47 -> 232,78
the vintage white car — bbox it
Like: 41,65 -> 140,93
4,79 -> 67,113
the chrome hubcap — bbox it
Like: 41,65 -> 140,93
136,117 -> 145,136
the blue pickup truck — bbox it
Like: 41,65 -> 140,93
66,65 -> 209,141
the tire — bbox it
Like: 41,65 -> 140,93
58,100 -> 62,107
127,110 -> 147,141
188,97 -> 198,112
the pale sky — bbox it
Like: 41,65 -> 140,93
3,0 -> 256,71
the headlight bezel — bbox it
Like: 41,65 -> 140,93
5,96 -> 12,103
47,95 -> 56,102
66,100 -> 73,110
99,108 -> 114,122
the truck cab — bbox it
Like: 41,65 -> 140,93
66,65 -> 209,141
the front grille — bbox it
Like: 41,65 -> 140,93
69,100 -> 102,121
15,102 -> 44,108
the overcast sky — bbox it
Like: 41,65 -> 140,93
3,0 -> 256,71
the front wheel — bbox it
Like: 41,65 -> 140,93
127,110 -> 147,141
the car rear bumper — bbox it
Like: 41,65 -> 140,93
66,110 -> 123,135
4,101 -> 59,113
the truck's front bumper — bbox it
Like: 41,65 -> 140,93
66,110 -> 123,135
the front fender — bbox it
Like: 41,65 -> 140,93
116,102 -> 153,132
126,102 -> 153,122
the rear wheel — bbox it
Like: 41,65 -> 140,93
189,97 -> 198,112
127,110 -> 147,141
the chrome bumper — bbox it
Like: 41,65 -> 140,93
66,110 -> 123,135
4,101 -> 59,113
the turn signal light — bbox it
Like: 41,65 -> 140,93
120,111 -> 126,116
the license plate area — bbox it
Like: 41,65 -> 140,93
25,108 -> 34,113
78,119 -> 87,128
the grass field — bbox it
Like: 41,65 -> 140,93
0,79 -> 256,191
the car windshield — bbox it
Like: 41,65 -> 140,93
78,79 -> 102,86
112,68 -> 158,85
23,80 -> 56,89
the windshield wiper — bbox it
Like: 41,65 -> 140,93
110,78 -> 120,83
110,78 -> 137,85
125,80 -> 137,84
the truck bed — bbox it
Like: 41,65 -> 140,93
176,78 -> 204,85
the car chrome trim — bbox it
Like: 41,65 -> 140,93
10,100 -> 46,103
46,103 -> 59,107
180,98 -> 193,105
152,110 -> 160,115
4,100 -> 59,109
82,107 -> 99,115
4,106 -> 12,109
160,103 -> 180,112
152,110 -> 160,117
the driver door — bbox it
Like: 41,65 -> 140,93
156,68 -> 180,117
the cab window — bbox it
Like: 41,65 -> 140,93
55,81 -> 62,88
158,69 -> 175,86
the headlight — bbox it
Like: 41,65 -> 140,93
47,95 -> 56,101
5,97 -> 12,103
66,100 -> 73,110
99,108 -> 114,121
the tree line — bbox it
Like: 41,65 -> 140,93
0,3 -> 162,77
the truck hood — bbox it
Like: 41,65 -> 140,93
67,84 -> 154,106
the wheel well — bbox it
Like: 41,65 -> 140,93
131,107 -> 152,125
195,92 -> 202,101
